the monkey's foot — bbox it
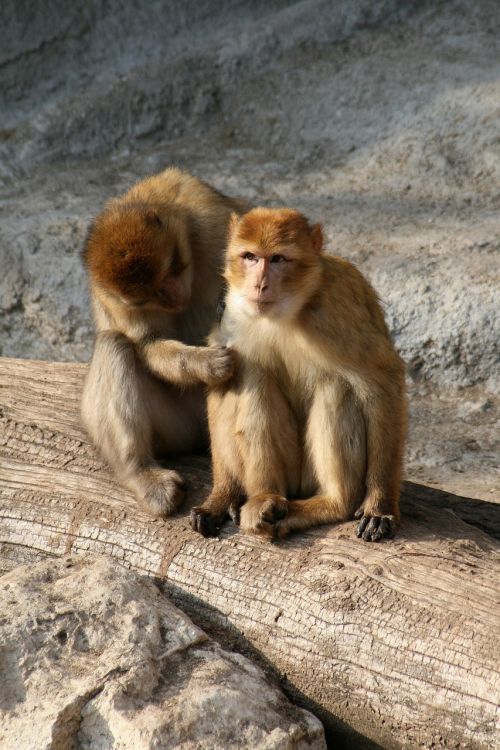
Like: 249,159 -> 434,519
190,507 -> 225,537
140,468 -> 186,518
240,494 -> 288,538
354,509 -> 397,542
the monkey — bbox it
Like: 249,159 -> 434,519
190,207 -> 407,542
81,167 -> 249,517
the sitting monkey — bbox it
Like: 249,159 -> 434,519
81,168 -> 248,517
190,207 -> 407,542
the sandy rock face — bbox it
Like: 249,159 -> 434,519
0,556 -> 325,750
0,0 -> 498,392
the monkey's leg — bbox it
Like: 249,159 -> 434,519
190,389 -> 242,537
260,378 -> 367,539
355,373 -> 407,541
81,332 -> 186,518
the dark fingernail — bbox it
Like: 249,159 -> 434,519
356,516 -> 369,536
363,517 -> 378,542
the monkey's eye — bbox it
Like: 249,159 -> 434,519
242,252 -> 257,262
270,254 -> 287,263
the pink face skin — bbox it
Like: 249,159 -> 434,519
226,218 -> 324,320
239,250 -> 291,315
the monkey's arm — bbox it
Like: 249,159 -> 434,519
316,309 -> 407,540
190,387 -> 242,537
355,363 -> 407,538
138,339 -> 234,387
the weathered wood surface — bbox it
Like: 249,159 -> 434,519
1,357 -> 499,750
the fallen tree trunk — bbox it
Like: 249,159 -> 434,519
1,357 -> 499,749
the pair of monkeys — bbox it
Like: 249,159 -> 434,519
82,168 -> 407,542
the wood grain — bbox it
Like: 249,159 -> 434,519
1,357 -> 499,749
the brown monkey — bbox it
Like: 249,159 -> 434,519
190,207 -> 407,541
81,167 -> 249,517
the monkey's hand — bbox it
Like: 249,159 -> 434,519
190,506 -> 226,537
354,508 -> 397,542
240,494 -> 289,539
199,346 -> 236,387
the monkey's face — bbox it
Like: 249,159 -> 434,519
85,205 -> 193,313
225,208 -> 323,320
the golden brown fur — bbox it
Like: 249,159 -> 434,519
81,167 -> 249,516
190,207 -> 407,541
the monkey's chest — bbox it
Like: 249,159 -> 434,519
249,333 -> 324,418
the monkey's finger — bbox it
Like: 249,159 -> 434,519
356,515 -> 370,537
375,515 -> 397,541
384,516 -> 397,539
371,516 -> 389,542
229,501 -> 241,525
354,507 -> 364,520
189,508 -> 201,533
362,516 -> 379,542
370,515 -> 397,542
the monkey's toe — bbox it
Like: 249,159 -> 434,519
259,496 -> 288,525
190,507 -> 223,537
356,514 -> 396,542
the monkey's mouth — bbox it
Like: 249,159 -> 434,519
249,299 -> 275,313
248,298 -> 274,305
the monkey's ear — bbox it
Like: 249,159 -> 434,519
144,209 -> 162,228
228,212 -> 240,238
81,219 -> 96,265
310,223 -> 323,254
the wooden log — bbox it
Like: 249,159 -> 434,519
1,357 -> 499,749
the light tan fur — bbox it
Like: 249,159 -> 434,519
81,168 -> 249,517
190,207 -> 407,542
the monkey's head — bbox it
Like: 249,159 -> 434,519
83,202 -> 193,313
225,207 -> 323,320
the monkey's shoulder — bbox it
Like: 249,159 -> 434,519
321,255 -> 379,298
319,255 -> 389,334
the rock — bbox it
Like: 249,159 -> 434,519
0,556 -> 325,750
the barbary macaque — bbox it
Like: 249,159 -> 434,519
190,207 -> 407,541
81,168 -> 248,517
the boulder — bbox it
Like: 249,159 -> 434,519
0,555 -> 325,750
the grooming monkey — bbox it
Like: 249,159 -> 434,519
190,207 -> 407,541
81,168 -> 249,517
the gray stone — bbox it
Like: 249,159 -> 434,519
0,556 -> 326,750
